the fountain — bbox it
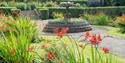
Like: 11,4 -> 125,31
43,1 -> 92,33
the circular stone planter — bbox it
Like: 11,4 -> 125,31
43,18 -> 92,33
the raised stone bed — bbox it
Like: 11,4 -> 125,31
43,18 -> 92,33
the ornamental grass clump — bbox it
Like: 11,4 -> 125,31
0,17 -> 38,63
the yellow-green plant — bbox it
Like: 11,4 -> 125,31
0,18 -> 38,63
52,12 -> 64,19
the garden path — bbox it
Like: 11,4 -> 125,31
36,21 -> 125,58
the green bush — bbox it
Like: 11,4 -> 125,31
83,14 -> 112,25
39,9 -> 49,20
43,2 -> 59,7
16,2 -> 27,10
8,2 -> 17,7
93,14 -> 111,25
0,2 -> 8,7
0,7 -> 16,17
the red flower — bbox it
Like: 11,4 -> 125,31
53,27 -> 58,33
84,31 -> 90,40
103,47 -> 109,54
48,52 -> 55,60
97,34 -> 102,42
90,34 -> 97,45
57,27 -> 69,38
40,44 -> 45,49
28,45 -> 34,52
57,60 -> 62,63
58,32 -> 64,38
11,48 -> 15,55
79,42 -> 83,48
61,27 -> 69,34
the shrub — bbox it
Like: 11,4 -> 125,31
0,2 -> 8,7
116,15 -> 125,33
83,13 -> 112,25
16,2 -> 27,10
52,12 -> 64,19
38,6 -> 125,19
39,9 -> 49,20
43,2 -> 59,7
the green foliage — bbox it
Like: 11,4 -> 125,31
83,14 -> 111,25
0,17 -> 38,63
43,2 -> 59,7
39,9 -> 49,20
16,2 -> 27,10
52,12 -> 64,19
0,2 -> 8,7
37,6 -> 125,19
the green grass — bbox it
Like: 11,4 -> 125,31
94,26 -> 125,38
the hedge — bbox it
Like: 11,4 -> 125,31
37,6 -> 125,19
0,7 -> 16,15
39,9 -> 49,20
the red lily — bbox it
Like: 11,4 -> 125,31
103,47 -> 109,54
57,60 -> 62,63
53,27 -> 58,33
61,27 -> 69,34
57,32 -> 64,38
90,34 -> 97,45
48,52 -> 55,60
84,31 -> 90,40
97,34 -> 102,42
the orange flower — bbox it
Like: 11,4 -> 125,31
40,44 -> 45,49
57,60 -> 62,63
79,42 -> 83,48
11,48 -> 16,55
0,24 -> 5,28
10,28 -> 15,32
2,29 -> 6,33
28,45 -> 34,52
11,21 -> 15,24
103,47 -> 109,54
48,52 -> 55,60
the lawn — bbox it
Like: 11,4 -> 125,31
94,26 -> 125,38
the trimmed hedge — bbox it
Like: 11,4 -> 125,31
38,6 -> 125,19
39,9 -> 49,20
0,7 -> 16,15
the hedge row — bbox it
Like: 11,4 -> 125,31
38,6 -> 125,20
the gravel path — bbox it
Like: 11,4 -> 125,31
36,21 -> 125,58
